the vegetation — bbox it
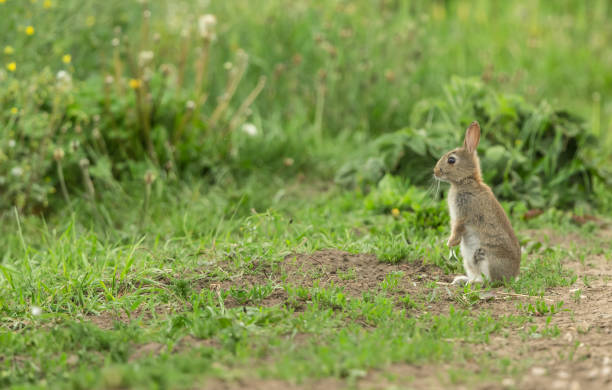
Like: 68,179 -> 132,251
0,0 -> 611,388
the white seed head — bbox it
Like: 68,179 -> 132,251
31,306 -> 42,316
241,123 -> 258,136
56,70 -> 72,89
8,139 -> 16,148
138,51 -> 154,67
198,14 -> 217,40
11,166 -> 23,177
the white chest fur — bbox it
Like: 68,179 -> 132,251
447,187 -> 458,222
447,186 -> 490,282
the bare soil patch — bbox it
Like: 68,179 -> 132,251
216,249 -> 450,309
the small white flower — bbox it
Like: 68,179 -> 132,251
111,38 -> 120,47
31,306 -> 42,316
198,14 -> 217,40
241,123 -> 258,136
8,139 -> 16,148
185,100 -> 195,110
11,166 -> 23,177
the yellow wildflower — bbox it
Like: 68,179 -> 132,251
391,208 -> 400,217
25,26 -> 35,35
129,79 -> 142,89
62,54 -> 71,64
6,62 -> 16,72
43,0 -> 52,8
11,107 -> 18,115
4,46 -> 14,55
0,0 -> 6,4
86,16 -> 95,27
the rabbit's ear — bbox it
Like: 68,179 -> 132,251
463,121 -> 481,153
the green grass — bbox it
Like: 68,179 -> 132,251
1,0 -> 612,388
0,179 -> 605,388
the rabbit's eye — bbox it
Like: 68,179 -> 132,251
447,156 -> 456,164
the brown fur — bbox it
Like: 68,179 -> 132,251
434,121 -> 521,283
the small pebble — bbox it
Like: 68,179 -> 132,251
501,378 -> 515,387
532,367 -> 546,376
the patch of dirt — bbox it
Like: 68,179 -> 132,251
174,335 -> 221,353
85,303 -> 176,330
129,342 -> 165,362
211,249 -> 450,309
127,335 -> 220,363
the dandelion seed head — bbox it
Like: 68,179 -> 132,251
138,51 -> 154,67
31,306 -> 42,316
8,139 -> 16,147
198,14 -> 217,40
241,123 -> 258,136
56,70 -> 72,87
11,166 -> 23,177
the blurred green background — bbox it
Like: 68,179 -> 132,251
1,0 -> 611,213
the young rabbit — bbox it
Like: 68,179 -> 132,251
433,121 -> 520,285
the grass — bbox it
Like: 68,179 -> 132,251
1,0 -> 612,388
0,180 -> 606,388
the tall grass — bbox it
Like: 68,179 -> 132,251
0,0 -> 610,213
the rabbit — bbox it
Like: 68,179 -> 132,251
433,121 -> 521,285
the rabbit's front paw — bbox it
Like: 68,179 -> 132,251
447,236 -> 461,247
